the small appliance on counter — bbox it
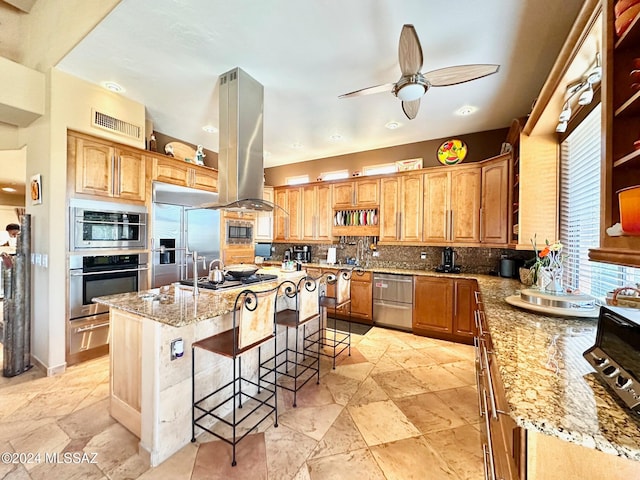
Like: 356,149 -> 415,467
436,247 -> 460,273
326,247 -> 337,265
499,257 -> 516,278
292,245 -> 311,263
283,248 -> 292,262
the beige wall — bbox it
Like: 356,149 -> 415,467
264,128 -> 508,186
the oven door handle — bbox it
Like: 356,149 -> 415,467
70,266 -> 149,276
74,322 -> 110,333
76,219 -> 146,226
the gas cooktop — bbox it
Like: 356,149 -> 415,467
179,273 -> 279,291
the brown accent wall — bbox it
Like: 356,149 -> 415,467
152,131 -> 219,169
264,128 -> 508,186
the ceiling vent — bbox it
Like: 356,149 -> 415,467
91,109 -> 142,140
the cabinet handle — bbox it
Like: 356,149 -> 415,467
475,290 -> 483,304
398,212 -> 402,240
480,207 -> 484,241
482,344 -> 499,420
483,390 -> 497,480
474,337 -> 484,418
450,210 -> 455,241
117,156 -> 122,196
482,444 -> 491,480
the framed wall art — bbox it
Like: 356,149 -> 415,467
30,174 -> 42,205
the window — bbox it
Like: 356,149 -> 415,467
363,163 -> 396,176
321,170 -> 349,181
285,175 -> 309,185
559,103 -> 640,298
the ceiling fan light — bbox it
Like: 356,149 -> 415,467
559,104 -> 572,122
556,121 -> 568,133
578,85 -> 594,105
397,83 -> 425,101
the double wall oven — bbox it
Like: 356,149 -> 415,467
68,201 -> 149,365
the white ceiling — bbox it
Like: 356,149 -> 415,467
56,0 -> 585,168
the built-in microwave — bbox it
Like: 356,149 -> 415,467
71,206 -> 147,250
226,219 -> 253,245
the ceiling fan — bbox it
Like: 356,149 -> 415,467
339,24 -> 500,120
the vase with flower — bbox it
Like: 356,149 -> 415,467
530,235 -> 565,294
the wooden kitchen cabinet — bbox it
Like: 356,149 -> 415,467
152,155 -> 218,192
423,170 -> 451,243
332,178 -> 379,208
222,245 -> 255,265
379,173 -> 423,243
254,186 -> 274,241
70,132 -> 146,203
274,186 -> 302,242
590,0 -> 640,267
413,276 -> 476,343
314,268 -> 372,324
481,154 -> 510,245
302,184 -> 333,242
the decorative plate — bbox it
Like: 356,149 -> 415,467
437,139 -> 468,165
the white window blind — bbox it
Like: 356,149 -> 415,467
559,103 -> 640,298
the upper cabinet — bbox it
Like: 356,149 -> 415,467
274,186 -> 302,241
69,131 -> 146,204
481,154 -> 511,245
151,155 -> 218,192
254,186 -> 274,242
590,0 -> 640,266
332,178 -> 379,207
379,174 -> 423,242
302,184 -> 333,242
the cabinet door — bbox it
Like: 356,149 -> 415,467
302,185 -> 317,240
423,171 -> 450,243
153,157 -> 189,186
355,179 -> 380,206
380,177 -> 400,241
115,148 -> 146,202
451,168 -> 481,243
481,158 -> 509,244
255,186 -> 274,241
222,246 -> 255,265
413,276 -> 453,333
332,182 -> 354,207
274,188 -> 288,241
453,279 -> 477,338
288,187 -> 302,240
316,184 -> 333,241
350,272 -> 373,323
191,167 -> 218,192
75,137 -> 115,198
400,174 -> 423,242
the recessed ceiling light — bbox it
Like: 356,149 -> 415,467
202,125 -> 218,133
102,81 -> 124,93
1,187 -> 16,192
329,134 -> 343,142
456,106 -> 477,116
291,143 -> 303,149
385,121 -> 401,130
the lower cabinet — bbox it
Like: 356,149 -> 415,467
222,246 -> 254,265
413,276 -> 477,343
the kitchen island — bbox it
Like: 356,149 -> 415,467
93,271 -> 306,467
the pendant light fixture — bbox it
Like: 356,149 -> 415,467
556,52 -> 601,132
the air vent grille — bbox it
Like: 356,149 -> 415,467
91,110 -> 142,140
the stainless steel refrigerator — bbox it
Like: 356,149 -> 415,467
151,182 -> 220,288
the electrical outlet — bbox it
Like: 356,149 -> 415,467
420,252 -> 427,260
372,251 -> 380,257
170,338 -> 184,360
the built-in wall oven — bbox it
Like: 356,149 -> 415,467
71,206 -> 147,250
226,219 -> 253,245
67,253 -> 148,364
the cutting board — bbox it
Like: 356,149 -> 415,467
165,141 -> 196,161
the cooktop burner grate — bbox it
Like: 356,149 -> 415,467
179,273 -> 279,291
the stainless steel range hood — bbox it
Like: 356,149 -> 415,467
209,67 -> 275,212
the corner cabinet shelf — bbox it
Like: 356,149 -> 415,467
590,1 -> 640,266
331,207 -> 380,237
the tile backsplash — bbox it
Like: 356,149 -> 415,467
271,242 -> 533,275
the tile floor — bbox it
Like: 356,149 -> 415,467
0,326 -> 483,479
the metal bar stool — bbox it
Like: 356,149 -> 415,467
259,276 -> 321,407
191,285 -> 279,467
306,269 -> 354,369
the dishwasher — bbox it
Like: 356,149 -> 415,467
373,273 -> 413,331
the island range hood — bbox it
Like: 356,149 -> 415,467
210,67 -> 275,212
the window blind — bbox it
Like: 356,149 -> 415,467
559,103 -> 640,298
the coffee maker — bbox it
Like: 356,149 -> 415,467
436,247 -> 461,273
292,245 -> 312,263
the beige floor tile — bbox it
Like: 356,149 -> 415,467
278,403 -> 343,441
309,409 -> 367,459
419,346 -> 471,365
104,453 -> 150,480
333,361 -> 374,382
0,417 -> 59,444
371,369 -> 431,398
370,435 -> 461,480
137,443 -> 198,480
425,424 -> 484,480
83,422 -> 141,474
384,347 -> 438,369
278,377 -> 333,408
28,457 -> 107,480
264,424 -> 318,479
0,391 -> 38,421
192,433 -> 267,479
353,338 -> 389,363
9,421 -> 70,471
292,463 -> 312,480
0,440 -> 16,479
56,398 -> 116,440
3,463 -> 37,480
307,448 -> 386,480
347,400 -> 421,446
441,360 -> 477,386
8,385 -> 97,422
348,377 -> 389,406
434,386 -> 480,424
393,392 -> 467,433
321,372 -> 362,405
409,364 -> 469,392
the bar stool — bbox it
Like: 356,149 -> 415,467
191,285 -> 279,467
260,276 -> 321,407
307,269 -> 354,369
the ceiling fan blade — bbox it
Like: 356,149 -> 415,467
339,83 -> 395,98
425,64 -> 500,87
402,99 -> 420,120
399,24 -> 423,75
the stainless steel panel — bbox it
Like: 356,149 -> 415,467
68,314 -> 110,355
372,300 -> 413,331
373,273 -> 413,304
152,203 -> 184,287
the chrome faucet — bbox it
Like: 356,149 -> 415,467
356,238 -> 364,266
190,250 -> 206,296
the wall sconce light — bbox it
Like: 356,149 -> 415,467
559,102 -> 572,122
556,121 -> 568,133
578,83 -> 594,105
556,52 -> 601,130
